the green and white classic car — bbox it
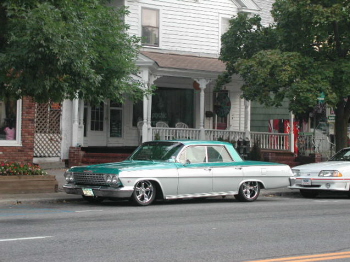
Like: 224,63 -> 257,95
63,140 -> 292,206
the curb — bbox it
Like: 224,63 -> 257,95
0,190 -> 301,206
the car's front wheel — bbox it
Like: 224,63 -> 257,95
235,181 -> 260,202
299,189 -> 318,198
131,180 -> 156,206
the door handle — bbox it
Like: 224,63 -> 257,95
204,168 -> 211,171
235,167 -> 242,170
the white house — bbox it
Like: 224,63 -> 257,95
59,0 -> 277,163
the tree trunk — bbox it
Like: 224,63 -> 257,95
334,101 -> 350,152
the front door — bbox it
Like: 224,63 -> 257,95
86,102 -> 107,146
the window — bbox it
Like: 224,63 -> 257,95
152,88 -> 194,127
179,146 -> 207,164
110,101 -> 122,138
90,103 -> 104,131
207,146 -> 232,162
221,17 -> 230,35
132,100 -> 143,127
142,8 -> 159,47
219,16 -> 231,52
0,99 -> 21,146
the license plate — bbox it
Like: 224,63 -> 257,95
82,188 -> 94,196
301,179 -> 312,186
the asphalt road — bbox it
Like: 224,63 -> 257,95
1,194 -> 350,262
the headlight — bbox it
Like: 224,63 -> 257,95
292,169 -> 301,177
318,170 -> 343,177
105,174 -> 122,187
105,174 -> 113,183
64,171 -> 74,183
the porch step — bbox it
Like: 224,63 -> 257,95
81,153 -> 131,165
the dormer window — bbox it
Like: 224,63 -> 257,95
142,8 -> 159,47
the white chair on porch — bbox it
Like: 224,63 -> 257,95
175,122 -> 189,139
175,122 -> 188,129
155,121 -> 170,140
156,121 -> 169,127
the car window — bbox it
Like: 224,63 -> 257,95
207,146 -> 233,162
330,148 -> 350,161
131,142 -> 183,161
179,146 -> 207,164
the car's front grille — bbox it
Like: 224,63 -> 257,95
73,173 -> 107,186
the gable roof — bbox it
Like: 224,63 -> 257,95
231,0 -> 260,11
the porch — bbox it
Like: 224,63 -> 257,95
151,127 -> 292,151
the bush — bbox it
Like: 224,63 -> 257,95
0,162 -> 48,176
249,141 -> 262,161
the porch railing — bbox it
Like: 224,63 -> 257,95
152,127 -> 292,151
250,132 -> 291,151
298,131 -> 335,159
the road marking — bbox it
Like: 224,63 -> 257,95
0,236 -> 53,242
75,210 -> 103,213
245,251 -> 350,262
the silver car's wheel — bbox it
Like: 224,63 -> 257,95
235,181 -> 260,202
131,180 -> 156,206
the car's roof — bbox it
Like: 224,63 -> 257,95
150,140 -> 232,146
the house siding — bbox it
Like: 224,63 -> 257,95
0,97 -> 35,163
125,0 -> 275,57
250,100 -> 290,132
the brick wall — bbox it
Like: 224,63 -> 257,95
68,146 -> 84,167
0,97 -> 35,163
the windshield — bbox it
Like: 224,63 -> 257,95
329,148 -> 350,161
130,142 -> 184,161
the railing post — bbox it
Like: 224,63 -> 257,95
290,112 -> 295,153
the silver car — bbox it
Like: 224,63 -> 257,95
64,140 -> 293,205
289,147 -> 350,197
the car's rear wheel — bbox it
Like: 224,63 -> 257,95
235,181 -> 260,202
299,189 -> 318,198
82,195 -> 104,203
131,180 -> 156,206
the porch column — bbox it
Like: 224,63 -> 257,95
195,78 -> 210,140
139,68 -> 159,143
147,74 -> 159,141
138,68 -> 150,143
72,99 -> 80,147
244,100 -> 251,140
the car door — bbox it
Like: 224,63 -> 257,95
176,145 -> 212,196
208,145 -> 243,193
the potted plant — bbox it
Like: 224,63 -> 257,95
0,162 -> 58,194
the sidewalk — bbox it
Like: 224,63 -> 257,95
0,168 -> 300,205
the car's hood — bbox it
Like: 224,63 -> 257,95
69,160 -> 176,174
293,161 -> 350,171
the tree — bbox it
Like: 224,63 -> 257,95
219,0 -> 350,152
0,0 -> 147,104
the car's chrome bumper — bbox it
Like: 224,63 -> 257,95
289,177 -> 350,191
63,184 -> 134,198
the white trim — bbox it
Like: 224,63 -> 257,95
0,99 -> 22,147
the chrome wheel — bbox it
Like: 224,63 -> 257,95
235,181 -> 260,202
132,180 -> 156,206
